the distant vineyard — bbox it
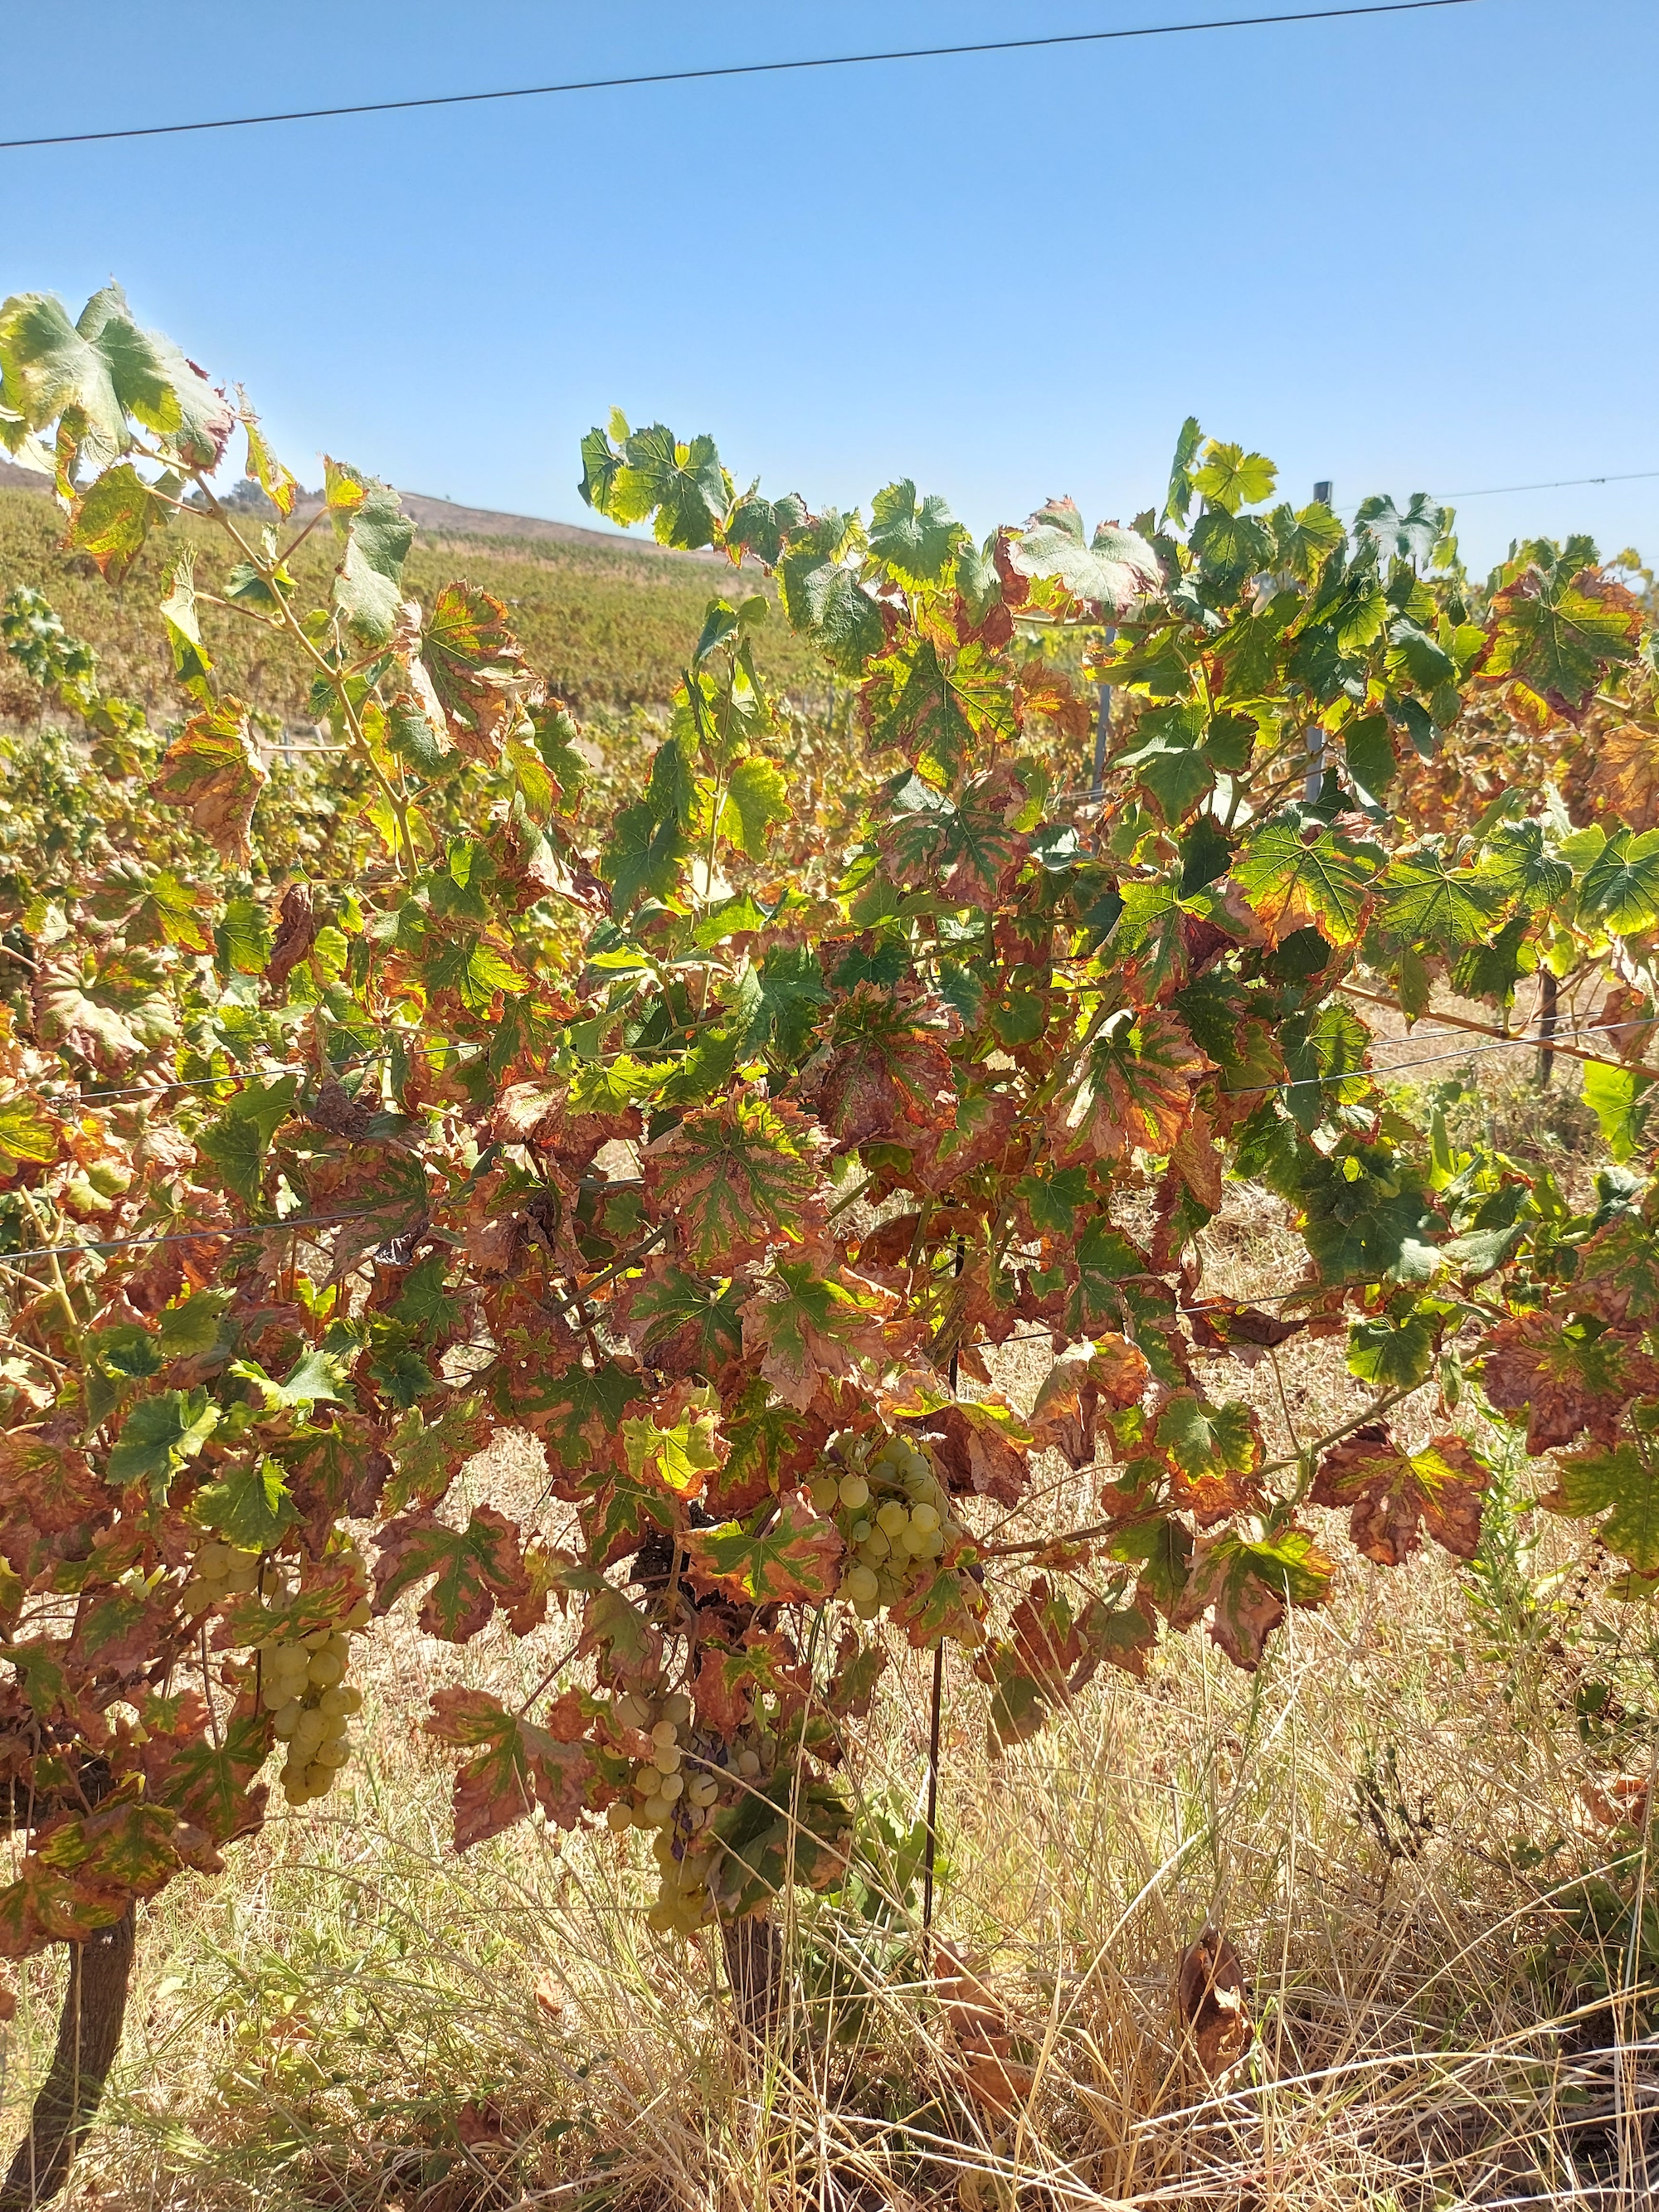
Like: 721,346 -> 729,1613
0,484 -> 825,727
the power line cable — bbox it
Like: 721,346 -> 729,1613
1337,466 -> 1659,517
1443,468 -> 1659,502
0,1 -> 1485,154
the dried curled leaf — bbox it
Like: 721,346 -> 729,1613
1176,1927 -> 1253,2078
936,1944 -> 1036,2119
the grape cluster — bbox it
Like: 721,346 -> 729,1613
605,1689 -> 724,1832
810,1434 -> 956,1621
181,1542 -> 263,1614
259,1599 -> 371,1807
603,1686 -> 766,1938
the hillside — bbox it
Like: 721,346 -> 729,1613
0,471 -> 824,726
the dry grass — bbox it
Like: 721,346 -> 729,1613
9,1060 -> 1659,2212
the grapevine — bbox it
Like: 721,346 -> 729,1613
0,280 -> 1657,2185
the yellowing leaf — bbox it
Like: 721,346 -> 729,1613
1541,1427 -> 1659,1573
720,756 -> 789,858
1234,820 -> 1380,946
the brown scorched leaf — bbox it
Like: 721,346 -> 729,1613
1056,1008 -> 1209,1162
693,1629 -> 799,1739
1579,722 -> 1659,831
644,1095 -> 828,1272
152,700 -> 267,862
1481,1315 -> 1659,1454
1027,1338 -> 1151,1467
1311,1425 -> 1490,1564
741,1261 -> 896,1413
906,1393 -> 1034,1506
813,985 -> 956,1149
425,1687 -> 594,1850
373,1505 -> 530,1641
0,1424 -> 108,1533
1170,1526 -> 1333,1669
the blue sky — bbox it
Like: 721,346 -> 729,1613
3,1 -> 1654,574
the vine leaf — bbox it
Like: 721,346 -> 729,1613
139,1694 -> 270,1844
1373,848 -> 1505,957
1155,1393 -> 1263,1524
684,1500 -> 842,1605
1578,828 -> 1659,936
1481,1315 -> 1659,1453
864,639 -> 1016,783
878,769 -> 1029,906
1004,499 -> 1160,613
693,1631 -> 797,1739
580,1585 -> 662,1685
741,1261 -> 895,1412
814,984 -> 956,1149
1583,1059 -> 1655,1163
378,1393 -> 493,1514
374,1506 -> 531,1642
615,1262 -> 744,1379
706,1771 -> 852,1918
620,1386 -> 722,1503
0,1796 -> 194,1957
1058,1009 -> 1209,1162
421,584 -> 539,752
721,756 -> 790,857
644,1096 -> 828,1272
153,701 -> 267,862
1170,1527 -> 1333,1669
1234,820 -> 1380,946
493,1355 -> 641,1484
194,1456 -> 296,1551
1480,567 -> 1642,720
425,1687 -> 594,1850
708,1377 -> 823,1519
1540,1424 -> 1659,1573
332,479 -> 414,647
1310,1426 -> 1490,1564
105,1389 -> 220,1497
70,463 -> 166,582
868,479 -> 964,586
581,421 -> 727,550
0,282 -> 232,471
888,1552 -> 990,1649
